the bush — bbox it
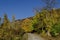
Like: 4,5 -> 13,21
50,21 -> 60,37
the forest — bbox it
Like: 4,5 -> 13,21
0,0 -> 60,40
0,8 -> 60,40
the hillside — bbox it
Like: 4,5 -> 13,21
0,8 -> 60,40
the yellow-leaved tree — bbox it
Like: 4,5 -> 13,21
21,18 -> 34,32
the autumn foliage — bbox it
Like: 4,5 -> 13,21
0,8 -> 60,40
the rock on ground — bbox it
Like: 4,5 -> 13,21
22,33 -> 45,40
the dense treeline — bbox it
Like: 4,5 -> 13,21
32,9 -> 60,37
0,8 -> 60,40
0,14 -> 25,40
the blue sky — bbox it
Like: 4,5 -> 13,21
0,0 -> 60,20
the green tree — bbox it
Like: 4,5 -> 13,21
11,15 -> 16,29
3,14 -> 10,29
50,19 -> 60,37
